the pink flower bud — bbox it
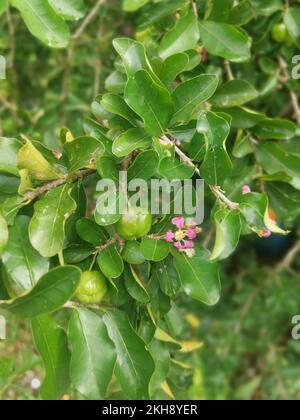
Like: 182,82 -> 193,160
172,217 -> 185,230
186,229 -> 197,240
242,185 -> 252,195
184,241 -> 195,249
174,242 -> 185,250
262,230 -> 272,238
165,231 -> 175,243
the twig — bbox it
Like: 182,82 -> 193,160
161,135 -> 200,176
209,185 -> 239,210
72,0 -> 106,42
274,241 -> 300,274
224,60 -> 234,81
191,0 -> 198,17
278,56 -> 300,124
23,169 -> 95,202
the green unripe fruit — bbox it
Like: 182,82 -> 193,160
116,206 -> 152,241
75,271 -> 107,304
272,23 -> 287,43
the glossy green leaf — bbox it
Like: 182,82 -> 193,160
122,241 -> 146,265
149,340 -> 170,395
2,216 -> 49,296
158,156 -> 195,180
124,264 -> 150,304
159,53 -> 189,85
255,118 -> 297,140
0,266 -> 81,318
11,0 -> 70,48
113,128 -> 151,158
125,70 -> 174,136
0,212 -> 8,256
199,21 -> 251,62
171,74 -> 219,125
210,209 -> 242,261
103,309 -> 155,400
0,0 -> 8,16
105,71 -> 127,95
127,150 -> 159,181
48,0 -> 85,21
97,244 -> 124,279
97,157 -> 119,183
76,218 -> 109,245
211,80 -> 258,108
29,184 -> 77,257
68,308 -> 116,400
140,238 -> 170,262
123,0 -> 149,12
228,0 -> 255,25
32,314 -> 71,400
159,12 -> 200,60
100,94 -> 140,126
64,136 -> 105,172
197,111 -> 232,186
152,256 -> 181,297
173,246 -> 221,305
284,8 -> 300,48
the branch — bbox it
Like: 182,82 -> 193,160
274,241 -> 300,274
224,60 -> 234,81
23,169 -> 95,202
209,185 -> 239,210
161,135 -> 200,176
72,0 -> 106,42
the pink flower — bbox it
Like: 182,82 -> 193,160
262,230 -> 272,238
175,139 -> 181,147
187,221 -> 197,228
174,242 -> 185,250
242,185 -> 252,195
184,241 -> 195,249
186,229 -> 197,240
172,217 -> 185,230
165,231 -> 175,243
201,48 -> 207,62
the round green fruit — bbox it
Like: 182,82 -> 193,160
75,271 -> 107,304
272,23 -> 287,43
116,206 -> 152,241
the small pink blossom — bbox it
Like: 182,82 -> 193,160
165,231 -> 175,243
172,217 -> 185,230
174,242 -> 185,250
184,241 -> 195,249
242,185 -> 252,195
201,48 -> 207,62
175,139 -> 181,147
262,230 -> 272,238
187,221 -> 197,228
186,229 -> 197,240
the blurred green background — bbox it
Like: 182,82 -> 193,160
1,0 -> 300,400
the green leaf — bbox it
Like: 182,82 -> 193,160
197,111 -> 232,186
103,309 -> 155,399
210,209 -> 242,261
149,340 -> 170,395
172,246 -> 221,305
100,94 -> 140,126
284,8 -> 300,48
171,74 -> 219,125
0,212 -> 8,256
97,244 -> 124,279
123,0 -> 150,12
18,138 -> 62,181
125,70 -> 174,136
159,12 -> 200,60
48,0 -> 85,21
199,21 -> 251,62
32,314 -> 71,400
211,80 -> 258,108
159,53 -> 189,86
140,238 -> 170,262
11,0 -> 70,48
113,128 -> 151,158
0,138 -> 22,176
18,169 -> 33,196
105,71 -> 127,95
64,136 -> 105,172
2,216 -> 49,296
158,156 -> 195,180
0,0 -> 8,16
0,266 -> 81,318
256,142 -> 300,190
29,184 -> 77,257
0,196 -> 26,225
228,0 -> 255,26
219,107 -> 265,129
97,157 -> 119,183
113,38 -> 158,81
76,218 -> 109,245
68,308 -> 117,400
122,241 -> 146,265
255,118 -> 297,140
152,256 -> 181,297
124,264 -> 150,304
127,150 -> 159,181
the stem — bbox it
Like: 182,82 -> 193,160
209,185 -> 239,210
72,0 -> 106,42
161,135 -> 200,176
58,250 -> 65,266
224,60 -> 234,81
23,169 -> 95,203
